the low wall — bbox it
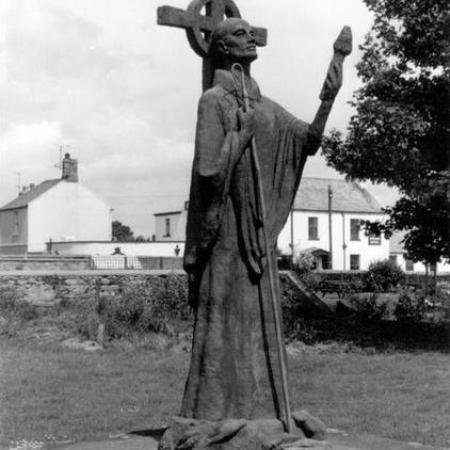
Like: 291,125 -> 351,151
2,270 -> 448,309
50,241 -> 185,257
307,270 -> 450,287
0,256 -> 183,271
0,256 -> 91,271
0,271 -> 184,306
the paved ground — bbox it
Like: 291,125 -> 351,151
54,434 -> 158,450
47,429 -> 446,450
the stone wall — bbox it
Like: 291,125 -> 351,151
0,256 -> 183,271
0,257 -> 91,271
2,270 -> 448,308
0,271 -> 185,306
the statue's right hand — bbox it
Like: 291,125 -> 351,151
237,107 -> 256,144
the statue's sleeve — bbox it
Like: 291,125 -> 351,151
264,101 -> 312,241
183,90 -> 238,273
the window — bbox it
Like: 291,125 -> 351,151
350,219 -> 360,241
308,217 -> 318,240
350,254 -> 360,270
164,218 -> 171,237
389,255 -> 398,265
405,258 -> 414,272
321,254 -> 331,270
11,211 -> 19,242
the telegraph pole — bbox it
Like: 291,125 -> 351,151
16,172 -> 21,195
54,145 -> 63,171
328,185 -> 333,269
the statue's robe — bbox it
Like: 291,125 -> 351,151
181,69 -> 316,422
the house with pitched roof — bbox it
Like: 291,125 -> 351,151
153,177 -> 389,271
153,201 -> 189,243
277,178 -> 389,270
389,230 -> 450,273
0,154 -> 112,254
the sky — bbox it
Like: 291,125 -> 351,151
0,0 -> 398,237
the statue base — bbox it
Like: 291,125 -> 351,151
158,410 -> 328,450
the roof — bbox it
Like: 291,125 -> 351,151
389,230 -> 406,254
0,179 -> 61,211
154,210 -> 182,217
293,177 -> 382,213
302,247 -> 329,256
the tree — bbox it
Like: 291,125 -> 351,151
112,220 -> 135,242
135,235 -> 150,242
321,0 -> 450,266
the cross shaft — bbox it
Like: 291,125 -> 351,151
157,6 -> 216,33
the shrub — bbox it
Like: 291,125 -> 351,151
0,287 -> 42,337
293,251 -> 316,274
100,274 -> 191,340
281,280 -> 304,338
283,317 -> 326,344
0,287 -> 40,322
349,293 -> 388,322
365,259 -> 405,292
394,290 -> 427,323
297,271 -> 322,291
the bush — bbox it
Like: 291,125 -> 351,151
297,271 -> 322,291
0,287 -> 42,337
0,287 -> 40,322
0,274 -> 192,343
365,260 -> 405,292
281,280 -> 305,338
394,290 -> 427,323
100,274 -> 191,340
293,251 -> 316,274
349,293 -> 388,322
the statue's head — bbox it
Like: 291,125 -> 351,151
209,18 -> 258,66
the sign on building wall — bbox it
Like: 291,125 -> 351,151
368,233 -> 381,245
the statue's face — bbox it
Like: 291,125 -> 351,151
218,19 -> 257,63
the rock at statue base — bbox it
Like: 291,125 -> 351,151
158,411 -> 328,450
292,410 -> 327,441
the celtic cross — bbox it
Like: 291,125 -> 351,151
157,0 -> 267,91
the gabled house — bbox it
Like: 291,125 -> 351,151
389,230 -> 450,274
277,177 -> 389,270
153,177 -> 390,271
0,154 -> 112,254
153,201 -> 189,242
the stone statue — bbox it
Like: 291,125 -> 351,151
157,10 -> 351,450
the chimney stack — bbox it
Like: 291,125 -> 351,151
19,186 -> 28,196
62,153 -> 78,182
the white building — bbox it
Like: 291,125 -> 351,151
389,231 -> 450,274
0,155 -> 112,254
153,201 -> 189,241
277,178 -> 389,270
153,177 -> 391,271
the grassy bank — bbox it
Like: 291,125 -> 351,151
1,274 -> 449,448
0,338 -> 449,449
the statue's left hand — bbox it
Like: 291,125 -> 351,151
320,26 -> 352,101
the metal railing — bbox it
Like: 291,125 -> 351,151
90,255 -> 183,270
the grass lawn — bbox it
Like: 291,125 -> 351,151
0,338 -> 449,449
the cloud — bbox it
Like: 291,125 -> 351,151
0,0 -> 384,236
0,121 -> 63,202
